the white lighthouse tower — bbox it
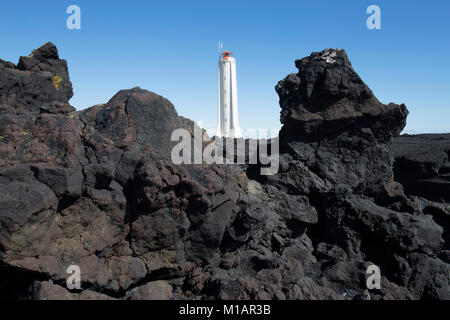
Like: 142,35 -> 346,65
216,48 -> 242,138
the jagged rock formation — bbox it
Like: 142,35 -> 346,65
0,44 -> 448,300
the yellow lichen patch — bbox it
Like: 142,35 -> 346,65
21,129 -> 30,136
0,135 -> 8,141
53,75 -> 63,90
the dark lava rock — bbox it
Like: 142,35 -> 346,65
1,42 -> 73,113
276,49 -> 408,143
0,44 -> 448,300
392,134 -> 450,202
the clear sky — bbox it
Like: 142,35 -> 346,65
1,0 -> 449,134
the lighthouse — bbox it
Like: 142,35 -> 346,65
216,50 -> 242,138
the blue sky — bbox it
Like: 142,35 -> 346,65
1,0 -> 449,134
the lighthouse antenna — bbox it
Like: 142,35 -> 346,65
218,41 -> 223,58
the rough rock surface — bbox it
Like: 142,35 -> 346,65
392,134 -> 450,203
0,45 -> 448,300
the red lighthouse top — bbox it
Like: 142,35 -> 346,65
221,51 -> 232,60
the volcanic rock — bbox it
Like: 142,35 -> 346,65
392,134 -> 450,202
0,44 -> 448,300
